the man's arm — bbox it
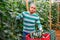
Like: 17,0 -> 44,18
36,16 -> 42,30
16,12 -> 23,20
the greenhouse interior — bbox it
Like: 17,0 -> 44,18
0,0 -> 60,40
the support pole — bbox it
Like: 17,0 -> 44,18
57,2 -> 59,23
49,0 -> 52,29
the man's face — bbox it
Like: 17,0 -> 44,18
29,5 -> 36,14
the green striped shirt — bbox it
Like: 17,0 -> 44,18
16,11 -> 42,33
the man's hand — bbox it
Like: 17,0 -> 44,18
39,28 -> 43,32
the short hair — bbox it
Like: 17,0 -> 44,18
29,3 -> 36,7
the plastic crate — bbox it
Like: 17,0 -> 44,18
26,33 -> 50,40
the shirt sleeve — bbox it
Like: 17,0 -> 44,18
36,16 -> 42,29
16,12 -> 24,20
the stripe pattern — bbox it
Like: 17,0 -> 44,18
16,11 -> 42,33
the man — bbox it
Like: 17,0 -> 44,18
16,3 -> 42,40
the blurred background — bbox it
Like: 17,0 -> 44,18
0,0 -> 60,40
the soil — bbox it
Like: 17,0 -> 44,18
56,30 -> 60,40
